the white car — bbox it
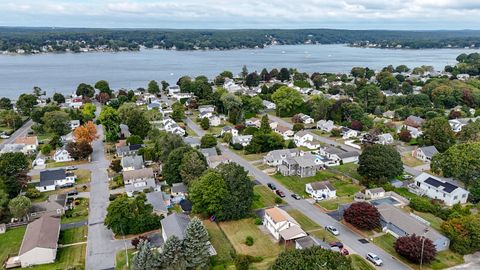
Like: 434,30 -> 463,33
0,134 -> 9,139
366,252 -> 383,266
325,225 -> 340,236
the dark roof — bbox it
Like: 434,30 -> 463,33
160,213 -> 191,240
39,169 -> 66,187
179,199 -> 192,212
424,177 -> 458,193
171,183 -> 188,194
129,144 -> 143,151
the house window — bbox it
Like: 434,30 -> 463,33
462,194 -> 467,198
454,196 -> 458,200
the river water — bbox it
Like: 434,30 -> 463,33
0,44 -> 476,99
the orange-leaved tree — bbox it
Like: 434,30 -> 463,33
73,121 -> 97,144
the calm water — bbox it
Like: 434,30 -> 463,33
0,44 -> 477,99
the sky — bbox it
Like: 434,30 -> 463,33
1,0 -> 480,30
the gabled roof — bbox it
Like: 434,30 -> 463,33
19,216 -> 60,255
40,169 -> 67,186
121,155 -> 144,169
123,168 -> 154,181
200,147 -> 218,157
416,173 -> 463,194
14,136 -> 37,145
418,146 -> 439,158
146,191 -> 168,213
160,213 -> 191,240
265,207 -> 297,224
171,183 -> 188,194
309,181 -> 335,191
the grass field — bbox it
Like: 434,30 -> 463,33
46,160 -> 88,168
373,234 -> 464,270
203,220 -> 235,267
30,244 -> 86,270
219,218 -> 283,259
0,227 -> 26,269
334,163 -> 363,181
231,149 -> 265,161
317,196 -> 355,211
62,198 -> 89,224
350,254 -> 376,270
75,169 -> 92,185
115,249 -> 135,270
272,171 -> 338,196
286,209 -> 320,231
331,179 -> 361,197
401,153 -> 425,167
59,226 -> 88,245
251,185 -> 280,209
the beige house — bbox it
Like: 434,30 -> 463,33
19,216 -> 61,267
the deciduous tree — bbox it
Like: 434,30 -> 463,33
179,150 -> 207,185
357,144 -> 403,185
394,234 -> 436,264
8,195 -> 31,219
421,117 -> 455,152
43,110 -> 70,136
271,86 -> 304,117
147,80 -> 160,95
73,121 -> 97,144
200,134 -> 217,148
343,202 -> 380,230
270,246 -> 352,270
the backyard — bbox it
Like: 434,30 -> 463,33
272,170 -> 339,196
251,185 -> 281,209
59,226 -> 88,245
0,226 -> 26,269
30,244 -> 86,270
219,218 -> 283,269
333,163 -> 362,181
401,153 -> 425,167
46,159 -> 88,168
75,169 -> 92,185
373,233 -> 464,270
62,198 -> 89,224
203,220 -> 235,268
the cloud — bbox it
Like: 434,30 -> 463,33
1,0 -> 480,29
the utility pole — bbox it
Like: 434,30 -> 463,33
420,228 -> 429,269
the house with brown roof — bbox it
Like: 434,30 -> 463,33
263,206 -> 307,242
14,136 -> 38,153
18,216 -> 61,267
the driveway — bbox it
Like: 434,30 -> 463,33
186,117 -> 410,270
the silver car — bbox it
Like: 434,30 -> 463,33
366,252 -> 383,266
325,225 -> 340,236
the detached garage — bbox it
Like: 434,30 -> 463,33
19,216 -> 61,267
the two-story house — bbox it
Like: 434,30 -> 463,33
263,206 -> 307,242
123,168 -> 156,197
305,181 -> 336,201
412,146 -> 439,162
263,149 -> 301,167
316,120 -> 335,132
277,154 -> 323,178
121,155 -> 144,171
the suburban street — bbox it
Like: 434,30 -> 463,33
0,119 -> 33,150
85,105 -> 129,270
185,117 -> 410,270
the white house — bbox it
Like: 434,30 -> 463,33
316,120 -> 335,132
208,115 -> 221,127
18,216 -> 60,267
53,148 -> 73,163
297,113 -> 314,124
14,136 -> 39,153
36,169 -> 76,192
412,146 -> 439,162
245,118 -> 261,128
123,168 -> 156,197
32,155 -> 46,169
448,118 -> 479,133
377,133 -> 394,145
365,188 -> 386,199
162,118 -> 186,136
263,207 -> 307,242
221,126 -> 239,137
341,127 -> 359,139
66,97 -> 83,109
398,125 -> 423,139
413,173 -> 469,206
262,100 -> 276,110
168,85 -> 181,96
275,125 -> 294,140
198,105 -> 215,114
232,135 -> 253,147
305,181 -> 337,201
263,149 -> 302,166
293,131 -> 314,147
69,120 -> 80,130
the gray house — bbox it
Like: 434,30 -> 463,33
116,144 -> 142,157
277,154 -> 322,178
146,191 -> 170,216
376,204 -> 450,251
121,155 -> 144,171
123,168 -> 156,196
29,194 -> 67,220
161,213 -> 191,242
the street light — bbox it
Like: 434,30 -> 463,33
420,228 -> 429,269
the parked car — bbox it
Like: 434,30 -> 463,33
366,253 -> 383,266
329,242 -> 344,249
66,166 -> 78,171
325,225 -> 340,236
60,183 -> 74,188
341,249 -> 349,256
67,189 -> 78,196
0,133 -> 9,139
276,190 -> 285,197
267,183 -> 277,190
291,193 -> 301,200
402,174 -> 413,180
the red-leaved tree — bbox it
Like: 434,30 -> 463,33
394,234 -> 437,264
343,202 -> 380,230
399,129 -> 412,142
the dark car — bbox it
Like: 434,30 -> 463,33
67,189 -> 78,196
275,190 -> 285,197
267,183 -> 277,190
61,183 -> 74,188
291,193 -> 301,200
329,242 -> 344,249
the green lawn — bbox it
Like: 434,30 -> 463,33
408,208 -> 444,232
59,226 -> 88,245
62,198 -> 89,224
309,228 -> 339,243
203,220 -> 235,267
317,196 -> 355,211
286,209 -> 320,231
30,244 -> 86,270
252,185 -> 280,209
272,171 -> 338,196
334,163 -> 363,181
0,226 -> 26,269
350,254 -> 376,270
373,234 -> 464,270
115,249 -> 135,270
185,125 -> 198,137
231,149 -> 265,161
46,160 -> 88,168
331,179 -> 361,197
75,169 -> 92,185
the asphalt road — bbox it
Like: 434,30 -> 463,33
0,119 -> 33,149
186,117 -> 410,270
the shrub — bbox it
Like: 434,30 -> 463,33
234,255 -> 251,270
245,236 -> 254,246
254,217 -> 262,225
394,234 -> 437,264
25,188 -> 41,199
293,123 -> 304,132
274,197 -> 283,204
232,143 -> 243,150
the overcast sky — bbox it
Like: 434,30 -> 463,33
1,0 -> 480,30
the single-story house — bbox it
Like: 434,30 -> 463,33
123,168 -> 156,197
36,169 -> 76,192
29,194 -> 67,220
18,216 -> 61,267
171,183 -> 188,203
198,105 -> 215,114
377,133 -> 394,145
305,181 -> 336,201
365,188 -> 386,199
376,204 -> 450,251
208,115 -> 222,127
263,207 -> 307,242
146,191 -> 170,216
404,115 -> 425,128
200,147 -> 218,158
161,213 -> 191,242
184,137 -> 201,148
32,155 -> 46,169
245,118 -> 261,128
296,113 -> 314,124
413,173 -> 469,206
341,127 -> 359,140
397,125 -> 423,139
274,125 -> 294,139
206,155 -> 230,168
121,155 -> 144,171
412,146 -> 439,162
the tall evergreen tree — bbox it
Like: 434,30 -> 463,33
259,114 -> 272,134
159,236 -> 187,270
132,239 -> 157,270
183,217 -> 210,268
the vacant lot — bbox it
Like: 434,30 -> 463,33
273,171 -> 338,196
252,185 -> 280,209
219,218 -> 283,259
75,169 -> 92,185
0,226 -> 26,269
